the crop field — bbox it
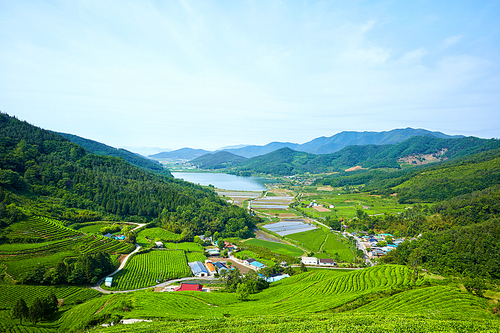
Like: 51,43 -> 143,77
70,222 -> 118,234
244,239 -> 304,257
31,264 -> 498,332
163,242 -> 204,252
1,217 -> 134,280
105,250 -> 191,290
0,285 -> 101,309
285,228 -> 355,262
297,190 -> 410,219
186,251 -> 207,262
355,285 -> 490,318
135,227 -> 181,247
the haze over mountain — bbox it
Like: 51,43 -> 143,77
151,128 -> 463,160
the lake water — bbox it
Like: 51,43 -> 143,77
171,172 -> 279,191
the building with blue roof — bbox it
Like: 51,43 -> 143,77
188,261 -> 209,277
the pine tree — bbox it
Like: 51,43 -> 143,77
28,297 -> 44,324
11,297 -> 29,325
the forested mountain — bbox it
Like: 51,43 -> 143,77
58,132 -> 168,175
297,127 -> 462,154
228,136 -> 500,176
149,127 -> 461,160
0,113 -> 258,239
149,148 -> 211,160
191,151 -> 247,169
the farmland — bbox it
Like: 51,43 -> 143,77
103,250 -> 191,290
295,189 -> 410,219
287,228 -> 355,262
0,216 -> 134,281
45,264 -> 500,333
244,239 -> 304,257
135,227 -> 182,247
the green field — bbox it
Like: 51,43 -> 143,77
244,239 -> 304,257
2,265 -> 497,332
52,264 -> 499,332
0,216 -> 134,280
135,227 -> 182,247
163,242 -> 204,252
286,228 -> 354,262
297,191 -> 409,219
104,250 -> 191,290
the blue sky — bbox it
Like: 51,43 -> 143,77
1,0 -> 499,152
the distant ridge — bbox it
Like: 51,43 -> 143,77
191,151 -> 247,169
223,128 -> 463,157
149,147 -> 211,160
147,128 -> 464,160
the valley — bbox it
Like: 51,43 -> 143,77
1,113 -> 500,332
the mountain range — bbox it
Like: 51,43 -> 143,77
149,128 -> 463,160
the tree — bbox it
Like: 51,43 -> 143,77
464,278 -> 486,297
300,262 -> 307,272
236,282 -> 250,301
407,248 -> 422,286
11,297 -> 29,324
28,297 -> 44,324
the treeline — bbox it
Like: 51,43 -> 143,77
12,293 -> 58,325
22,252 -> 114,285
58,132 -> 168,175
382,218 -> 500,280
226,136 -> 500,176
0,113 -> 258,238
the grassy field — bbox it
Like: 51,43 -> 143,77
244,239 -> 304,257
103,250 -> 191,290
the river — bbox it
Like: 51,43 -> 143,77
171,172 -> 280,191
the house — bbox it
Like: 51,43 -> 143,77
243,258 -> 256,265
113,235 -> 125,240
329,204 -> 335,209
155,241 -> 164,248
103,233 -> 113,238
188,261 -> 209,277
214,262 -> 229,274
250,261 -> 265,269
174,283 -> 203,292
105,277 -> 113,287
206,248 -> 220,256
260,273 -> 290,283
372,249 -> 386,257
318,258 -> 336,266
301,257 -> 318,265
204,261 -> 217,275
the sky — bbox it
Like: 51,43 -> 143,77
1,0 -> 500,152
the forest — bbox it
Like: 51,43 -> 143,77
0,113 -> 258,240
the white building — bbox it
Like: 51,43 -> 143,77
301,257 -> 318,265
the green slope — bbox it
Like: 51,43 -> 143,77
58,132 -> 169,175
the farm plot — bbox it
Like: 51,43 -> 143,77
216,190 -> 262,207
136,227 -> 182,247
244,239 -> 303,257
286,228 -> 327,252
106,250 -> 191,290
262,219 -> 317,236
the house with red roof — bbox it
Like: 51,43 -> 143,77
174,283 -> 203,292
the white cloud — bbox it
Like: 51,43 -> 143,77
440,35 -> 463,50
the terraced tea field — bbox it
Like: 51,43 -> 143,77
104,250 -> 191,290
0,216 -> 134,280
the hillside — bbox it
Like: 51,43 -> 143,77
58,133 -> 168,175
228,136 -> 500,176
0,112 -> 258,236
190,151 -> 247,169
149,148 -> 211,160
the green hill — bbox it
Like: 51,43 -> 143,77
58,133 -> 168,175
190,151 -> 247,169
228,136 -> 500,176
